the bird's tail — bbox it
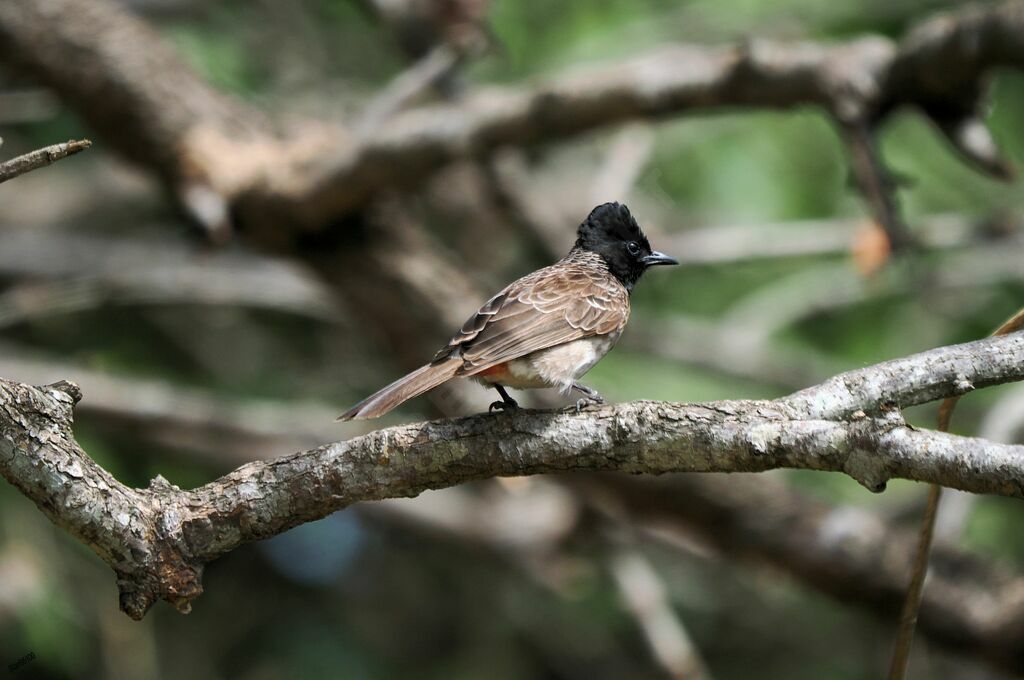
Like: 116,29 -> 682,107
337,359 -> 461,421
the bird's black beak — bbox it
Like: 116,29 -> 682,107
641,251 -> 679,267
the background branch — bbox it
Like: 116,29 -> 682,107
584,473 -> 1024,673
4,0 -> 1024,235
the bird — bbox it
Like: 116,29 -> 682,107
338,202 -> 678,421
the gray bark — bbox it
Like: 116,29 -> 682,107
0,332 -> 1022,619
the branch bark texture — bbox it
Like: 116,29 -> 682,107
0,333 -> 1023,619
4,350 -> 1021,668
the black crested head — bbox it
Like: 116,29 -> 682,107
574,202 -> 678,290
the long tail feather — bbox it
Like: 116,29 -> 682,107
337,360 -> 461,421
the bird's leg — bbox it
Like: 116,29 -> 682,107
571,382 -> 604,412
489,385 -> 519,413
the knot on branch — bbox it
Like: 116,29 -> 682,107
952,375 -> 976,395
118,553 -> 204,621
117,478 -> 205,620
843,406 -> 907,493
843,447 -> 890,493
821,37 -> 895,123
0,378 -> 82,427
46,380 -> 82,405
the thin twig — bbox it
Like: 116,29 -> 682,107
0,139 -> 91,184
888,306 -> 1024,679
356,44 -> 462,134
586,485 -> 713,680
840,123 -> 914,252
586,472 -> 1024,675
590,125 -> 654,206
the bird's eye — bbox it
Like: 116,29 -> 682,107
626,241 -> 640,256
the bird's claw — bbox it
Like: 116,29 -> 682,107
572,395 -> 604,413
489,400 -> 519,413
569,383 -> 604,412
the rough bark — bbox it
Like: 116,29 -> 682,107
0,332 -> 1023,619
4,350 -> 1022,669
0,349 -> 354,462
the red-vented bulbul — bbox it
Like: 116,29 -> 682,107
338,202 -> 677,420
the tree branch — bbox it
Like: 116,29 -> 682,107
0,0 -> 270,180
584,473 -> 1024,673
291,0 -> 1024,224
3,352 -> 1019,668
780,332 -> 1024,420
0,230 -> 337,323
0,139 -> 90,184
0,348 -> 355,462
839,122 -> 914,253
4,0 -> 1024,232
662,213 -> 1022,266
0,333 -> 1023,619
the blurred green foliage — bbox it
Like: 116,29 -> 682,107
2,0 -> 1024,678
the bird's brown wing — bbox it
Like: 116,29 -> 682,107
340,255 -> 627,420
432,256 -> 630,376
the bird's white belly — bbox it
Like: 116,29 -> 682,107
475,333 -> 620,393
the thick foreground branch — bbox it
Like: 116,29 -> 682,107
0,333 -> 1022,619
5,350 -> 1020,667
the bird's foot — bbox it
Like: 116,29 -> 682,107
569,383 -> 604,412
571,395 -> 604,413
489,399 -> 519,413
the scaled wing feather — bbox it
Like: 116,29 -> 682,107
434,255 -> 629,376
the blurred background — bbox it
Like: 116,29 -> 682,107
2,0 -> 1024,678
